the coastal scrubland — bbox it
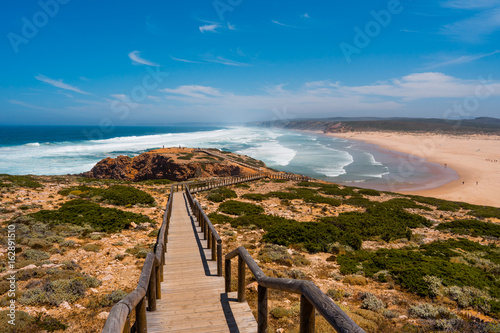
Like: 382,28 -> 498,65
0,174 -> 499,332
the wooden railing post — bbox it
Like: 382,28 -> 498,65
123,318 -> 131,333
211,236 -> 216,261
238,255 -> 245,302
156,264 -> 161,299
217,242 -> 222,276
225,258 -> 231,292
300,295 -> 315,333
136,296 -> 147,333
148,265 -> 157,311
258,285 -> 268,333
207,229 -> 212,249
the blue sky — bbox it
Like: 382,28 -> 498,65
1,0 -> 499,125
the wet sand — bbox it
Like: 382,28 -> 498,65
329,132 -> 500,208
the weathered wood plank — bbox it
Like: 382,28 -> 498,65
146,192 -> 257,332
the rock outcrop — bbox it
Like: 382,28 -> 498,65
81,150 -> 253,182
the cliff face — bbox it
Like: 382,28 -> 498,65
81,153 -> 246,182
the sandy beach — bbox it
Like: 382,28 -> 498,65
329,132 -> 500,208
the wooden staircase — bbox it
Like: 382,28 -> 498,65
146,192 -> 257,332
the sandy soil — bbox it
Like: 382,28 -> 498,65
329,132 -> 500,207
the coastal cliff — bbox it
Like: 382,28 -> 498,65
80,148 -> 263,181
253,117 -> 500,134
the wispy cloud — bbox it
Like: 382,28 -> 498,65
441,3 -> 500,42
301,13 -> 310,19
165,72 -> 500,110
128,51 -> 159,66
199,24 -> 220,33
170,56 -> 202,64
203,56 -> 251,67
161,85 -> 222,98
425,50 -> 500,69
442,0 -> 499,9
8,99 -> 51,111
271,20 -> 297,28
35,74 -> 89,95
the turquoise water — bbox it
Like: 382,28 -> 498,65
0,125 -> 457,191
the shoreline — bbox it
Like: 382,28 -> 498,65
326,131 -> 500,208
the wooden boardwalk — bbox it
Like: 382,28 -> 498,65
146,192 -> 258,333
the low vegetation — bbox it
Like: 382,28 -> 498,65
206,187 -> 237,203
436,219 -> 500,238
0,174 -> 43,188
59,185 -> 156,207
30,199 -> 150,233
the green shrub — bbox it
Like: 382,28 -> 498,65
0,281 -> 11,295
60,240 -> 76,247
206,187 -> 237,203
126,244 -> 150,258
343,275 -> 368,286
258,244 -> 293,266
357,189 -> 381,196
342,197 -> 375,208
338,239 -> 500,303
436,219 -> 500,238
0,311 -> 38,333
30,199 -> 150,233
408,303 -> 453,319
23,249 -> 50,261
82,244 -> 101,252
269,187 -> 342,206
270,307 -> 291,318
207,213 -> 235,225
241,193 -> 269,201
218,200 -> 264,216
360,292 -> 385,312
101,289 -> 128,307
0,175 -> 43,189
59,185 -> 155,206
20,276 -> 99,306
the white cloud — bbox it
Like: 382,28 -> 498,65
301,13 -> 310,19
128,51 -> 159,66
441,5 -> 500,41
227,22 -> 236,30
203,56 -> 251,67
425,50 -> 500,68
158,72 -> 500,120
35,75 -> 89,95
161,85 -> 222,98
271,20 -> 296,28
442,0 -> 499,9
199,24 -> 220,33
170,56 -> 202,64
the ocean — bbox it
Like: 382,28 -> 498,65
0,125 -> 457,191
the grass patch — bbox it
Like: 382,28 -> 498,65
30,199 -> 150,233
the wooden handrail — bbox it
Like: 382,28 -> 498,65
225,247 -> 366,333
184,186 -> 223,276
102,185 -> 175,333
